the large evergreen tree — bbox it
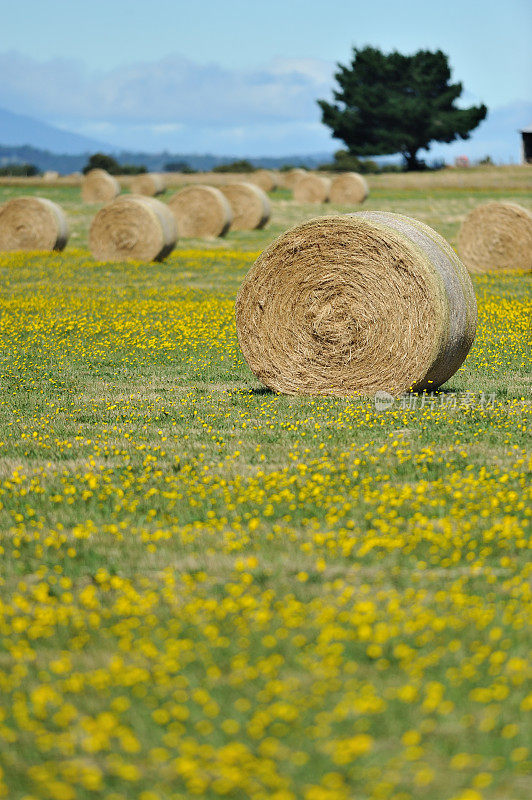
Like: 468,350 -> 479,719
318,47 -> 487,169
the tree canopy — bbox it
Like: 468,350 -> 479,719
82,153 -> 147,175
318,47 -> 487,169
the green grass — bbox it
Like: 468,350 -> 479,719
0,170 -> 530,800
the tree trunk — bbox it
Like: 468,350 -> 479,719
403,150 -> 421,170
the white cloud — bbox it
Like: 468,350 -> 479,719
2,49 -> 523,160
0,51 -> 335,126
268,57 -> 336,84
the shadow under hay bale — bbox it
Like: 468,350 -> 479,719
457,201 -> 532,273
167,185 -> 232,238
236,212 -> 477,397
220,182 -> 271,231
0,197 -> 69,252
82,169 -> 121,204
89,195 -> 177,262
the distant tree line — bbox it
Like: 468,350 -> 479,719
0,162 -> 40,176
212,159 -> 256,173
164,160 -> 196,173
82,153 -> 147,175
0,145 -> 350,174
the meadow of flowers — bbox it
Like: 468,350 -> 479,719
0,190 -> 530,800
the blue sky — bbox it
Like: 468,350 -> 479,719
2,0 -> 531,157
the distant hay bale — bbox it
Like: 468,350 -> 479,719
130,173 -> 166,197
167,185 -> 232,238
82,169 -> 120,203
293,173 -> 331,203
283,168 -> 306,190
330,172 -> 369,204
0,196 -> 69,252
235,212 -> 477,396
89,195 -> 177,262
250,169 -> 277,193
220,182 -> 271,230
43,170 -> 59,181
457,201 -> 532,273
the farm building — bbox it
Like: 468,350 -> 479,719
520,124 -> 532,163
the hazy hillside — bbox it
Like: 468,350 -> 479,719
0,106 -> 110,154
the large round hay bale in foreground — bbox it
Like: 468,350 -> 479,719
130,173 -> 166,197
457,201 -> 532,273
0,197 -> 69,252
293,174 -> 331,203
236,213 -> 477,396
89,195 -> 177,262
220,182 -> 270,230
167,185 -> 232,238
330,172 -> 369,204
82,169 -> 120,203
250,169 -> 277,193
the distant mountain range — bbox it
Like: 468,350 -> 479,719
0,105 -> 333,171
0,106 -> 332,170
1,102 -> 530,173
0,106 -> 111,154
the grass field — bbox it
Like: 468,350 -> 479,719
0,167 -> 530,800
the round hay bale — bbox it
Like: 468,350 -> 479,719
167,185 -> 232,238
130,173 -> 166,197
457,201 -> 532,273
330,172 -> 369,204
43,170 -> 59,182
82,169 -> 120,204
220,182 -> 271,231
282,168 -> 306,190
250,169 -> 277,193
0,196 -> 69,252
236,212 -> 477,397
89,195 -> 177,262
293,174 -> 331,203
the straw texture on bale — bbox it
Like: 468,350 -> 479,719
283,168 -> 306,190
457,201 -> 532,273
82,169 -> 120,203
89,195 -> 177,262
0,197 -> 69,252
130,173 -> 166,197
167,185 -> 232,238
236,212 -> 477,397
293,173 -> 331,203
330,172 -> 369,204
220,182 -> 270,230
250,169 -> 277,193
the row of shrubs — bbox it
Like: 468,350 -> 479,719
0,155 -> 148,178
1,151 -> 496,178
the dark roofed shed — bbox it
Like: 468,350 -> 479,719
521,125 -> 532,163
